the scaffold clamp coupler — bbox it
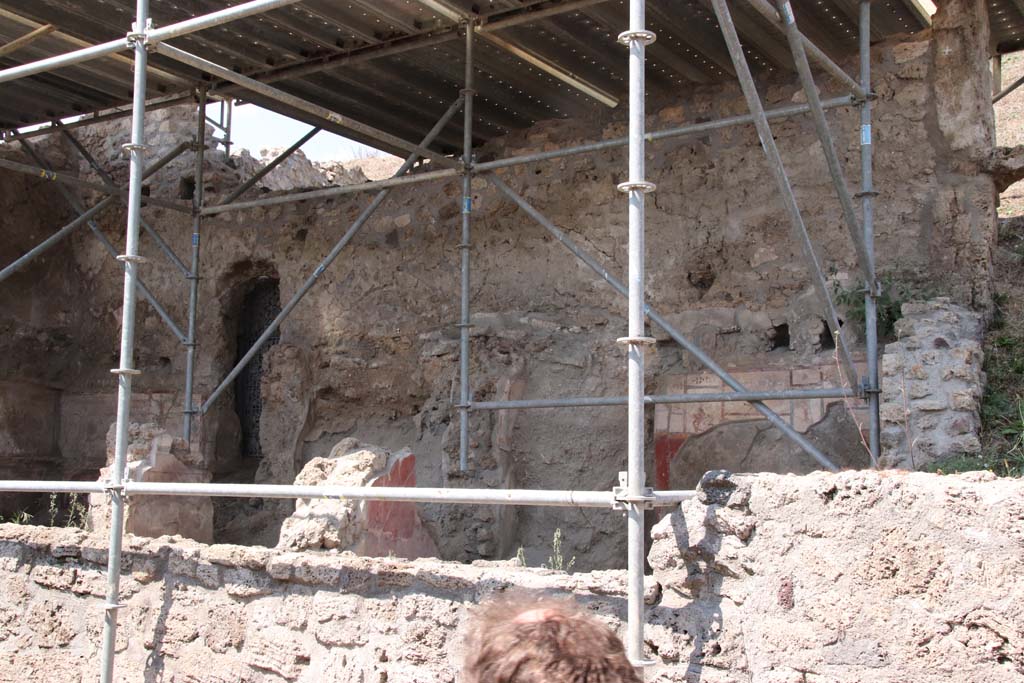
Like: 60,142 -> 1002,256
612,486 -> 655,511
125,19 -> 152,48
860,378 -> 879,396
616,180 -> 656,194
109,367 -> 142,376
116,254 -> 148,264
616,336 -> 656,347
617,30 -> 657,46
121,143 -> 149,156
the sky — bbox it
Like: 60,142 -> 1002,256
217,102 -> 384,162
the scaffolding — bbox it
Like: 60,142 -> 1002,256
0,0 -> 886,677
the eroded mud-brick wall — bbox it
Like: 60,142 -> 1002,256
0,0 -> 1000,565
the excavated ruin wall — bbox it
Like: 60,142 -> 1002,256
0,0 -> 998,565
0,470 -> 1021,682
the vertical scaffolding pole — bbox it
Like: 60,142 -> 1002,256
100,0 -> 149,681
711,0 -> 857,387
619,0 -> 656,665
184,87 -> 207,442
223,99 -> 234,156
860,1 -> 880,466
458,24 -> 475,472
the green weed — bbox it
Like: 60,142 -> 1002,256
542,528 -> 576,573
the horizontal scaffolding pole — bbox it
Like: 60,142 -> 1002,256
199,95 -> 466,415
474,95 -> 855,172
0,138 -> 192,286
488,174 -> 840,473
4,94 -> 195,143
0,0 -> 307,85
220,126 -> 321,205
17,140 -> 188,344
471,387 -> 857,410
205,166 -> 460,215
153,42 -> 454,167
60,129 -> 195,278
204,96 -> 855,216
0,158 -> 190,213
742,0 -> 866,99
0,480 -> 695,509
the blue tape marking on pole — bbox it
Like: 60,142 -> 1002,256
463,196 -> 472,214
314,264 -> 325,278
861,124 -> 872,146
192,233 -> 199,246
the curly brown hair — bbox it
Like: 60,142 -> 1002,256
462,593 -> 642,683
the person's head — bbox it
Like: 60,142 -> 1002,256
462,593 -> 642,683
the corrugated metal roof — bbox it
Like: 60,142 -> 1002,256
990,0 -> 1024,53
0,1 -> 957,155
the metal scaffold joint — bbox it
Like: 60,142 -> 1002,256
617,30 -> 657,46
121,143 -> 149,155
125,19 -> 152,49
109,368 -> 141,376
613,474 -> 655,511
616,336 -> 656,346
617,181 -> 656,193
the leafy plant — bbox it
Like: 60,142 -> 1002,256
832,276 -> 938,341
542,528 -> 576,573
1,510 -> 33,525
47,492 -> 88,529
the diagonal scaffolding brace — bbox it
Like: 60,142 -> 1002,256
742,0 -> 866,99
58,124 -> 193,279
0,0 -> 886,677
198,95 -> 466,416
17,139 -> 188,345
711,0 -> 858,389
152,42 -> 454,167
220,126 -> 321,205
487,174 -> 841,472
774,0 -> 876,289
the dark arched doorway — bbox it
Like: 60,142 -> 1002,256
234,277 -> 281,459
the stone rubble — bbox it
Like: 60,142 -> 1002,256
88,423 -> 213,544
277,438 -> 438,560
1,469 -> 1021,681
880,299 -> 986,470
648,468 -> 1024,682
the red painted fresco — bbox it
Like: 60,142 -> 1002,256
654,434 -> 688,490
362,453 -> 439,560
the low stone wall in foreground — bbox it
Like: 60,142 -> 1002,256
0,469 -> 1021,682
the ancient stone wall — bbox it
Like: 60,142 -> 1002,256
0,470 -> 1020,682
880,299 -> 986,469
0,0 -> 1000,563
